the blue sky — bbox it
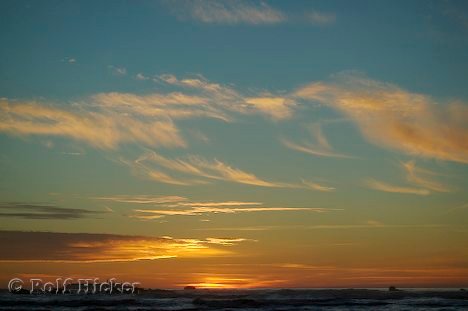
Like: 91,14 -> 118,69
2,0 -> 468,99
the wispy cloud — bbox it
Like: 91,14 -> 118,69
61,57 -> 76,64
401,161 -> 452,193
365,179 -> 430,196
157,74 -> 295,120
135,73 -> 150,80
108,65 -> 127,76
125,151 -> 290,187
93,195 -> 188,204
165,1 -> 338,27
92,90 -> 225,121
0,73 -> 294,151
205,237 -> 253,245
304,10 -> 336,26
245,96 -> 295,120
198,223 -> 446,231
168,0 -> 286,25
366,161 -> 452,195
180,155 -> 283,187
169,201 -> 262,207
301,180 -> 335,192
282,122 -> 353,159
0,99 -> 185,149
132,206 -> 335,220
0,231 -> 250,263
0,203 -> 103,220
91,195 -> 337,219
295,73 -> 468,164
123,150 -> 335,190
5,72 -> 466,169
306,223 -> 446,229
60,151 -> 83,156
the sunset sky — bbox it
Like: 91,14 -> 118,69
1,0 -> 468,289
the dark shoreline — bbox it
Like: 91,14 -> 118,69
1,288 -> 467,310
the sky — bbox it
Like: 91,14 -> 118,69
0,0 -> 468,289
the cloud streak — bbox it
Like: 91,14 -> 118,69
295,73 -> 468,164
197,223 -> 446,231
401,161 -> 452,193
157,74 -> 295,120
365,179 -> 430,196
0,203 -> 103,220
123,151 -> 336,190
0,74 -> 296,151
3,72 -> 466,175
89,195 -> 338,219
108,65 -> 127,76
126,151 -> 290,187
0,231 -> 249,263
301,180 -> 336,192
168,0 -> 286,25
170,201 -> 262,207
93,195 -> 188,204
0,99 -> 185,149
305,10 -> 336,26
365,161 -> 452,195
132,206 -> 336,219
282,123 -> 354,159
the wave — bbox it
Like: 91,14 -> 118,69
0,288 -> 467,310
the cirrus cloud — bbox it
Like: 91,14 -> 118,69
167,0 -> 286,25
365,179 -> 430,196
132,205 -> 337,220
0,99 -> 185,149
122,150 -> 336,190
294,73 -> 468,164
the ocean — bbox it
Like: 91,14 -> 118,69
1,288 -> 467,310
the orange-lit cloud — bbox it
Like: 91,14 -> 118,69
123,150 -> 338,190
127,197 -> 338,220
132,205 -> 331,219
365,178 -> 430,196
245,97 -> 295,120
295,73 -> 468,163
282,122 -> 353,159
158,74 -> 295,120
401,160 -> 452,192
125,151 -> 288,187
365,161 -> 452,195
0,74 -> 296,150
0,231 -> 249,263
168,201 -> 263,207
4,73 -> 466,164
205,237 -> 253,245
92,196 -> 334,219
92,91 -> 230,122
0,99 -> 185,149
301,180 -> 335,192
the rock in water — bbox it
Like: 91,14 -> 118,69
184,286 -> 196,290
